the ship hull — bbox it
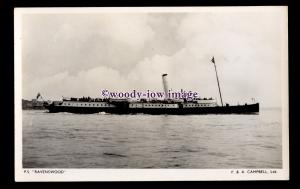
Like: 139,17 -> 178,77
45,103 -> 259,115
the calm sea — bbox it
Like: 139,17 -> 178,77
22,108 -> 282,168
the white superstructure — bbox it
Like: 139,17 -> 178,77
54,101 -> 116,108
129,102 -> 179,109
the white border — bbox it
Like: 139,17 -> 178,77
14,7 -> 289,181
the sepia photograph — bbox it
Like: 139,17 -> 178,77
14,7 -> 289,181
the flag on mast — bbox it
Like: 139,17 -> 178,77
211,56 -> 215,64
36,92 -> 41,99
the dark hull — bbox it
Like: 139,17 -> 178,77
45,103 -> 259,115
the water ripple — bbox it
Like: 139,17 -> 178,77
22,108 -> 282,168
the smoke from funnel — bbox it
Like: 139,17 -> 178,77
162,74 -> 169,100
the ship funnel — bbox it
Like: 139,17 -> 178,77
162,74 -> 169,100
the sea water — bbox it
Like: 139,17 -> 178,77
22,108 -> 282,168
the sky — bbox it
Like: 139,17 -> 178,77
20,7 -> 287,107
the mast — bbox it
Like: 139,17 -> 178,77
211,56 -> 224,107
